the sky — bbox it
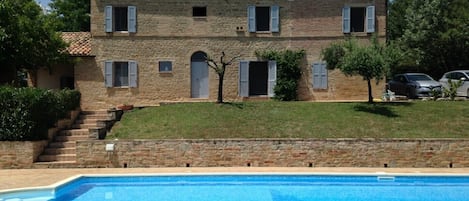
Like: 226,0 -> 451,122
36,0 -> 51,11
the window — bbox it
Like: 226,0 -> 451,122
114,7 -> 128,31
159,61 -> 173,72
105,61 -> 138,87
312,62 -> 328,89
105,6 -> 137,33
247,5 -> 279,33
193,7 -> 207,17
343,6 -> 375,33
114,62 -> 129,86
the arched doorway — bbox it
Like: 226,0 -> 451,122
191,51 -> 209,98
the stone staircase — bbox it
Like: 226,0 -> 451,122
34,110 -> 116,168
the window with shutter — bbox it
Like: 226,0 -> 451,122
105,6 -> 137,33
248,5 -> 279,33
343,5 -> 375,33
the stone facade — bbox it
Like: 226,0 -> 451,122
76,0 -> 387,110
76,139 -> 469,168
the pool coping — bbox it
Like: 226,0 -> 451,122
2,169 -> 469,198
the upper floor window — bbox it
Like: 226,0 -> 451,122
105,61 -> 138,87
105,6 -> 137,33
343,6 -> 375,33
247,5 -> 279,33
193,6 -> 207,17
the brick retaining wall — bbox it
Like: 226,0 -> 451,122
76,138 -> 469,168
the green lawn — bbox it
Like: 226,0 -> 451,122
109,101 -> 469,139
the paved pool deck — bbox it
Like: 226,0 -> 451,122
1,167 -> 469,191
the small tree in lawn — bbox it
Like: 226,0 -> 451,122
322,37 -> 392,103
205,52 -> 240,103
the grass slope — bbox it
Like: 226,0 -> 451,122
110,101 -> 469,139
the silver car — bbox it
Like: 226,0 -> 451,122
387,73 -> 442,99
439,70 -> 469,97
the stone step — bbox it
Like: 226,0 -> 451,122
43,147 -> 76,155
37,154 -> 76,162
49,141 -> 76,148
71,123 -> 102,129
58,129 -> 89,136
33,161 -> 77,168
82,110 -> 110,115
75,118 -> 101,124
55,135 -> 89,142
78,114 -> 111,121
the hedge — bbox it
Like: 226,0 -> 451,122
0,86 -> 80,141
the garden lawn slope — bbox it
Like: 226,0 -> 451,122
110,101 -> 469,139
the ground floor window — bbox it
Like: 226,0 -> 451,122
105,60 -> 138,87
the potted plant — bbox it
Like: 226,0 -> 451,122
117,103 -> 134,111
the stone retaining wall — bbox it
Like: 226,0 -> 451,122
76,138 -> 469,168
0,141 -> 48,168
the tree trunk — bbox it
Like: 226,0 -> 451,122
217,73 -> 224,103
367,79 -> 373,103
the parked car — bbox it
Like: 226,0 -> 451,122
439,70 -> 469,97
387,73 -> 442,99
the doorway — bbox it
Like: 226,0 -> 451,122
249,62 -> 268,96
191,51 -> 209,98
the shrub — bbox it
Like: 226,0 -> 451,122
443,79 -> 463,101
0,86 -> 81,141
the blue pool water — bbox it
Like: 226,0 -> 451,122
1,174 -> 469,201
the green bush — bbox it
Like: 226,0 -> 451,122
0,86 -> 81,141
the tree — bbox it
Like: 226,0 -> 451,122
322,38 -> 394,103
0,0 -> 69,85
389,0 -> 469,78
205,52 -> 240,103
49,0 -> 90,31
388,0 -> 412,41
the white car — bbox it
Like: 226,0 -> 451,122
439,70 -> 469,97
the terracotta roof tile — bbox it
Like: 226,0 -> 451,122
61,32 -> 92,56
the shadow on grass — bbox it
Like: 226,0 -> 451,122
219,102 -> 246,109
353,102 -> 412,118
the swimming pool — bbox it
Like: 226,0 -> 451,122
1,173 -> 469,201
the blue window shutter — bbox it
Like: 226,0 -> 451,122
268,60 -> 277,97
366,6 -> 375,33
270,5 -> 279,32
248,6 -> 256,33
320,63 -> 328,89
128,6 -> 137,33
312,63 -> 320,88
312,62 -> 328,89
342,6 -> 351,33
239,61 -> 249,97
129,61 -> 138,87
105,6 -> 113,32
105,61 -> 113,87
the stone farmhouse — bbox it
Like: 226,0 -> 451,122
32,0 -> 387,110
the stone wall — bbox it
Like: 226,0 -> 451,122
76,138 -> 469,168
0,141 -> 48,168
